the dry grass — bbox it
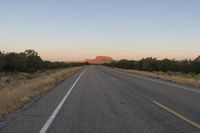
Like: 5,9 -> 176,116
112,68 -> 200,88
0,67 -> 83,117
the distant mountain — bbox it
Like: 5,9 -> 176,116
85,56 -> 114,64
64,61 -> 85,63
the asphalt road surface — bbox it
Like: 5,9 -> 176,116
1,65 -> 200,133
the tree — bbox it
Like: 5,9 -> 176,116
0,49 -> 86,73
104,55 -> 200,74
24,49 -> 38,56
0,51 -> 6,71
26,53 -> 43,72
140,57 -> 160,71
191,56 -> 200,74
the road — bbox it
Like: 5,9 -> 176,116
1,65 -> 200,133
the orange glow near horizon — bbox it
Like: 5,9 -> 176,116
1,1 -> 200,62
1,46 -> 199,62
40,51 -> 199,62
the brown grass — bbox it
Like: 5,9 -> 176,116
0,67 -> 83,117
112,68 -> 200,88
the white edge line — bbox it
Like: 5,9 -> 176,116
39,70 -> 86,133
110,68 -> 200,93
133,73 -> 200,93
152,100 -> 200,129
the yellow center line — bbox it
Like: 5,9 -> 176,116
126,86 -> 200,129
152,100 -> 200,129
104,69 -> 200,129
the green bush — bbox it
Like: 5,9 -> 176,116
0,50 -> 86,73
104,56 -> 200,74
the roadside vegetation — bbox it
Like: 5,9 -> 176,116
104,56 -> 200,88
0,50 -> 87,117
0,49 -> 87,73
113,68 -> 200,88
0,67 -> 83,117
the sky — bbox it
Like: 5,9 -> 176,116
0,0 -> 200,61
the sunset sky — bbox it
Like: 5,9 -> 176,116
1,0 -> 200,61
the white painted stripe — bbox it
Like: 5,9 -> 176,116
132,74 -> 200,93
152,100 -> 200,129
39,70 -> 86,133
111,68 -> 200,93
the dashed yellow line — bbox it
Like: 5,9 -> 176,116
152,100 -> 200,129
126,85 -> 200,129
104,68 -> 200,129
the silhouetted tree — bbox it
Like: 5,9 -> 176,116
0,50 -> 87,73
0,51 -> 6,71
104,56 -> 200,74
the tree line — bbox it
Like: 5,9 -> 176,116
104,56 -> 200,74
0,50 -> 87,73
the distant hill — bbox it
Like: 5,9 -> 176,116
64,61 -> 85,63
85,56 -> 114,64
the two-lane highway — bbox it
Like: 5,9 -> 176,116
0,66 -> 200,133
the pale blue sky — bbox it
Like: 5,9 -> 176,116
0,0 -> 200,61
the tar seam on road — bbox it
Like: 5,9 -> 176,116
111,77 -> 117,80
39,70 -> 86,133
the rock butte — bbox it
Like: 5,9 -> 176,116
85,56 -> 114,64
